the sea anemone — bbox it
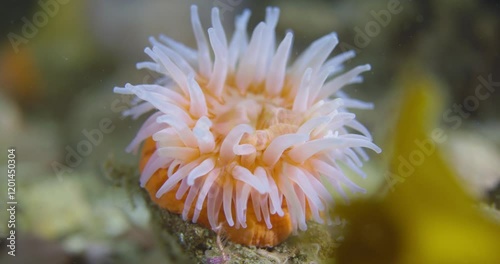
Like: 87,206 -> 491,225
114,5 -> 381,247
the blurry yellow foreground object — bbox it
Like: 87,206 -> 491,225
336,70 -> 500,264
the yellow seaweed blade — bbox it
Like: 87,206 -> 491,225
389,72 -> 500,264
336,70 -> 500,264
386,75 -> 472,211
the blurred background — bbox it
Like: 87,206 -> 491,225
0,0 -> 499,263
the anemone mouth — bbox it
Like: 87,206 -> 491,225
211,94 -> 300,136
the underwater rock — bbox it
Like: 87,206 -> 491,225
104,159 -> 340,263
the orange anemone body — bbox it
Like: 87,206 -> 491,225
141,137 -> 297,246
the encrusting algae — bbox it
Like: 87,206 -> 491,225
115,6 -> 380,247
